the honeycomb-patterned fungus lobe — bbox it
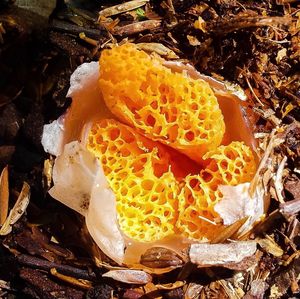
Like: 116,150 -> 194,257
87,119 -> 256,243
85,44 -> 257,243
87,119 -> 180,242
177,142 -> 256,240
99,43 -> 225,164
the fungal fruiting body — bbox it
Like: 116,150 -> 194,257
177,142 -> 256,240
86,118 -> 256,243
99,43 -> 225,164
79,43 -> 257,244
45,43 -> 259,258
87,119 -> 179,242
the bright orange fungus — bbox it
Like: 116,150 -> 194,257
85,44 -> 257,243
99,43 -> 225,163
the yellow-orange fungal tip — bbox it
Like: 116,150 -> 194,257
99,43 -> 225,163
177,141 -> 256,240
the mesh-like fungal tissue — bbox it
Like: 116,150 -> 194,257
85,44 -> 257,243
99,43 -> 225,164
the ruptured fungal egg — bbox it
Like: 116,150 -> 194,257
42,43 -> 261,265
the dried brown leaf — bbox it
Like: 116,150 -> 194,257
50,268 -> 92,290
185,283 -> 203,299
136,43 -> 178,58
284,175 -> 300,201
244,279 -> 268,299
274,156 -> 287,204
210,217 -> 248,243
140,247 -> 184,268
0,165 -> 9,225
102,269 -> 152,284
0,181 -> 30,235
257,237 -> 284,257
156,281 -> 185,290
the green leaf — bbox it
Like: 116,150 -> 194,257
136,8 -> 146,20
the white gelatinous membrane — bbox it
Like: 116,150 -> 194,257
214,183 -> 264,229
86,162 -> 125,264
49,141 -> 125,263
41,115 -> 65,156
49,141 -> 99,216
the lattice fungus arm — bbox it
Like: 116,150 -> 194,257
177,141 -> 256,240
99,43 -> 225,164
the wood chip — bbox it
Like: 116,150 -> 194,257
99,0 -> 149,18
189,241 -> 257,268
274,156 -> 287,204
257,237 -> 284,257
280,199 -> 300,217
112,20 -> 161,36
50,268 -> 92,290
136,43 -> 178,58
0,166 -> 9,226
102,269 -> 152,284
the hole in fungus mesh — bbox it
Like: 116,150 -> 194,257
170,124 -> 180,138
110,145 -> 117,152
187,222 -> 198,233
168,192 -> 174,199
120,187 -> 128,196
161,95 -> 168,104
122,131 -> 135,144
150,195 -> 158,202
220,160 -> 229,169
200,133 -> 208,139
225,149 -> 235,159
225,173 -> 233,182
236,160 -> 243,167
158,197 -> 167,205
120,148 -> 130,157
187,196 -> 195,205
109,128 -> 120,140
96,135 -> 103,144
185,131 -> 195,142
235,169 -> 241,175
162,226 -> 169,232
141,179 -> 154,191
150,101 -> 158,109
202,171 -> 213,183
164,210 -> 171,217
244,155 -> 252,163
198,112 -> 206,120
146,114 -> 156,127
209,184 -> 218,192
159,84 -> 169,94
191,103 -> 198,110
189,178 -> 199,189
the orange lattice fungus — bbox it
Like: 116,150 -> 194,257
99,43 -> 225,164
86,118 -> 181,242
177,141 -> 256,240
